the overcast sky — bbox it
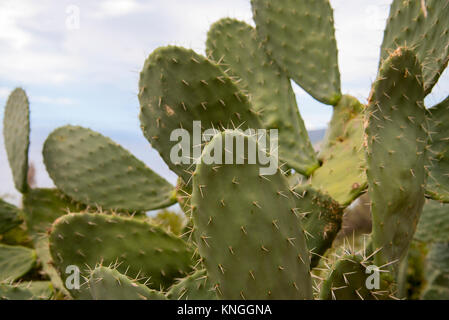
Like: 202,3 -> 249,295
0,0 -> 448,203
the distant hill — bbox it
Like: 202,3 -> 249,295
308,128 -> 326,144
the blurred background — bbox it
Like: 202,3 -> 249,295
0,0 -> 448,206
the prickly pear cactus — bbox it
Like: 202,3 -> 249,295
251,0 -> 341,105
48,212 -> 194,298
2,0 -> 449,301
191,130 -> 312,299
206,18 -> 319,175
88,266 -> 167,300
366,47 -> 428,269
43,125 -> 177,212
3,88 -> 30,193
138,46 -> 263,184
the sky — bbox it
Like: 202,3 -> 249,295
0,0 -> 448,204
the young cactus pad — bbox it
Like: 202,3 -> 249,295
191,130 -> 312,299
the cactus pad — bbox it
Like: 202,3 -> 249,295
0,244 -> 36,282
49,212 -> 193,298
191,130 -> 312,299
421,242 -> 449,299
23,188 -> 85,294
0,199 -> 22,235
2,88 -> 30,192
206,18 -> 319,175
139,46 -> 262,183
292,185 -> 343,268
251,0 -> 341,105
425,96 -> 449,203
320,254 -> 379,300
415,200 -> 449,243
167,269 -> 217,300
88,266 -> 167,300
311,96 -> 367,206
43,125 -> 176,212
381,0 -> 449,95
366,48 -> 428,267
0,281 -> 53,300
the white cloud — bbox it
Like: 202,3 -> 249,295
33,96 -> 74,105
0,0 -> 39,49
0,87 -> 11,98
94,0 -> 147,18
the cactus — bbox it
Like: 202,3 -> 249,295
206,18 -> 319,175
167,269 -> 217,300
366,47 -> 428,270
3,88 -> 30,193
251,0 -> 341,105
0,281 -> 53,300
0,200 -> 22,235
1,0 -> 449,301
292,185 -> 343,268
380,0 -> 449,95
23,188 -> 86,295
191,130 -> 312,299
310,95 -> 367,205
425,95 -> 449,202
138,46 -> 263,184
48,212 -> 194,298
415,200 -> 449,243
88,266 -> 167,300
421,242 -> 449,299
0,244 -> 36,282
43,125 -> 177,212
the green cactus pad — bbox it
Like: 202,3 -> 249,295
425,96 -> 449,203
138,45 -> 263,184
49,212 -> 193,299
320,254 -> 379,300
422,242 -> 449,300
43,125 -> 176,212
311,96 -> 367,206
366,48 -> 428,268
23,188 -> 85,295
251,0 -> 341,105
88,266 -> 167,300
191,130 -> 312,299
167,269 -> 217,300
415,200 -> 449,243
318,95 -> 365,157
206,18 -> 318,175
2,88 -> 30,192
0,244 -> 36,282
381,0 -> 449,95
0,281 -> 53,300
0,199 -> 22,235
293,186 -> 343,268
